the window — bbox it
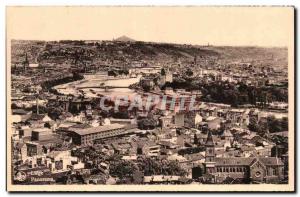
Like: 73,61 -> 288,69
255,171 -> 262,178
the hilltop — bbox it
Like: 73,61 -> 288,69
114,35 -> 135,42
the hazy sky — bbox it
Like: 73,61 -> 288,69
7,6 -> 294,46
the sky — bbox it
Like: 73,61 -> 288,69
7,6 -> 294,46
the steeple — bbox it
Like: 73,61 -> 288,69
205,131 -> 214,147
205,131 -> 216,164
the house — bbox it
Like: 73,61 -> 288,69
239,145 -> 256,157
226,109 -> 245,125
25,134 -> 63,158
47,150 -> 83,172
206,116 -> 222,130
31,128 -> 53,141
18,125 -> 32,138
140,77 -> 155,90
174,113 -> 185,127
184,112 -> 202,128
221,130 -> 234,143
159,116 -> 173,128
137,139 -> 160,157
12,109 -> 32,123
159,140 -> 179,155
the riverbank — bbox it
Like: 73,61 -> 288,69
41,72 -> 84,91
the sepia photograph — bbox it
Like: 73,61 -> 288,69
6,6 -> 295,192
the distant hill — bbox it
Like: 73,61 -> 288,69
115,35 -> 135,42
10,39 -> 287,69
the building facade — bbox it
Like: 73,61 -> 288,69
68,124 -> 134,146
204,131 -> 285,183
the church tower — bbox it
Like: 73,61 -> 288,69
205,131 -> 216,174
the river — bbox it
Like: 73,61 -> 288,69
54,73 -> 142,98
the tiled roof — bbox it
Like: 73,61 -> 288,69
215,157 -> 254,166
215,157 -> 284,166
69,123 -> 92,130
12,109 -> 31,115
259,157 -> 284,166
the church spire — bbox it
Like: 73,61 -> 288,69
205,131 -> 216,167
205,131 -> 214,147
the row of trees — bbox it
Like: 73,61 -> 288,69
201,82 -> 288,107
164,77 -> 288,107
248,116 -> 288,137
41,72 -> 84,90
109,156 -> 188,184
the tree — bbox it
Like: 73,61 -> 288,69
161,68 -> 166,76
281,117 -> 288,131
167,161 -> 187,176
194,134 -> 199,145
224,89 -> 238,107
11,103 -> 19,109
267,116 -> 282,133
256,119 -> 269,137
185,68 -> 193,77
137,118 -> 157,130
248,116 -> 259,132
48,107 -> 63,120
269,135 -> 288,154
139,157 -> 187,176
110,160 -> 139,182
108,70 -> 118,77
